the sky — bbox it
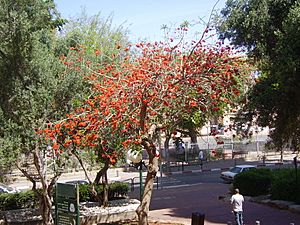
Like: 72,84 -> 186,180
54,0 -> 226,42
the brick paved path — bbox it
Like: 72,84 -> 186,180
130,183 -> 300,225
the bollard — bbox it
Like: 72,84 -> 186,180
191,212 -> 205,225
255,221 -> 260,225
227,222 -> 232,225
290,223 -> 295,225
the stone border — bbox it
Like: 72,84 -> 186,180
0,198 -> 140,225
249,196 -> 300,214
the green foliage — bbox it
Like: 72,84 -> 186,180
0,182 -> 129,211
270,168 -> 300,203
108,182 -> 129,199
0,190 -> 38,211
55,10 -> 129,63
77,184 -> 90,202
217,0 -> 296,59
233,168 -> 272,196
0,0 -> 131,176
233,167 -> 300,203
52,11 -> 131,167
0,0 -> 68,169
80,182 -> 129,202
216,0 -> 300,150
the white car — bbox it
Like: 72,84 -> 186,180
65,180 -> 89,185
0,183 -> 18,194
220,165 -> 256,183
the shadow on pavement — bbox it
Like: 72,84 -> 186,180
129,182 -> 300,225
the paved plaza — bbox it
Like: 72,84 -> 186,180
9,154 -> 299,225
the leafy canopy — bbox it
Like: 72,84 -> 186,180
42,32 -> 252,165
216,0 -> 300,150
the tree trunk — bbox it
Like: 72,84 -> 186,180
102,171 -> 109,207
280,149 -> 283,162
189,127 -> 199,153
189,127 -> 198,146
39,190 -> 54,225
136,139 -> 159,225
72,149 -> 109,206
32,150 -> 55,225
93,159 -> 110,207
94,159 -> 109,184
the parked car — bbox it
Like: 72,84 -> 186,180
220,165 -> 256,183
0,183 -> 18,194
65,180 -> 89,185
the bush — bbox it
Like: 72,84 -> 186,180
0,182 -> 129,211
0,190 -> 38,211
270,168 -> 300,204
108,182 -> 129,199
78,184 -> 90,202
80,182 -> 129,202
233,168 -> 272,196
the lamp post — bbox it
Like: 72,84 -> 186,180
126,150 -> 143,200
135,160 -> 144,200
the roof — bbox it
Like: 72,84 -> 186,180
235,164 -> 256,168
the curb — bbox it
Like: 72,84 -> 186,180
164,161 -> 292,176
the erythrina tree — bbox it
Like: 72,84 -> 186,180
52,12 -> 131,175
43,35 -> 252,225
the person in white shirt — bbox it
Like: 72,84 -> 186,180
230,188 -> 244,225
198,150 -> 204,169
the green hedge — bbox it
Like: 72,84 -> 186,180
233,167 -> 300,204
233,168 -> 272,196
0,190 -> 39,211
78,182 -> 129,202
270,168 -> 300,204
0,182 -> 129,211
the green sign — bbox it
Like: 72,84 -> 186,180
55,183 -> 80,225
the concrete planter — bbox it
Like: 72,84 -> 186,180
0,199 -> 140,225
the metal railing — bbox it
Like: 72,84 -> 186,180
123,176 -> 159,192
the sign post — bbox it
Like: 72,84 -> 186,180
55,183 -> 80,225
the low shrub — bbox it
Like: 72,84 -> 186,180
80,182 -> 129,202
78,184 -> 90,202
0,182 -> 129,211
0,190 -> 38,211
233,168 -> 272,196
108,182 -> 129,199
270,168 -> 300,204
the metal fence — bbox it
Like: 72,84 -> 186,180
160,139 -> 269,163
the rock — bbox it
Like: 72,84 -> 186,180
2,208 -> 42,223
80,198 -> 140,225
289,204 -> 300,214
260,199 -> 271,205
267,200 -> 294,210
249,195 -> 271,203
